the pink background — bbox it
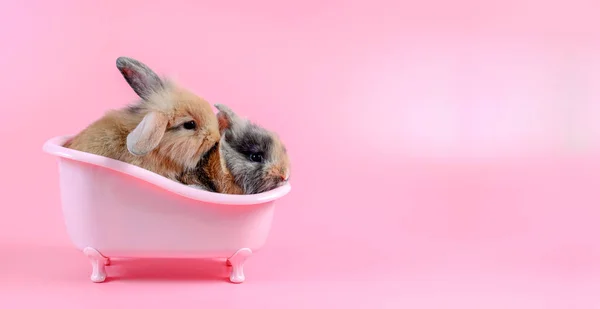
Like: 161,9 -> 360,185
1,0 -> 599,307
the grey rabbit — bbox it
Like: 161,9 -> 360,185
181,104 -> 290,194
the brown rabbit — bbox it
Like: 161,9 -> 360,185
64,57 -> 220,181
181,104 -> 290,195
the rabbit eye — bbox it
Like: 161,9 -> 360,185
183,120 -> 196,130
249,153 -> 263,163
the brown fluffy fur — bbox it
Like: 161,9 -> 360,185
179,144 -> 244,194
65,70 -> 220,181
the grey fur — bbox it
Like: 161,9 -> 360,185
215,104 -> 289,194
126,104 -> 144,114
188,183 -> 212,191
116,57 -> 165,101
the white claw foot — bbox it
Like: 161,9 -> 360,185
227,248 -> 252,283
83,247 -> 109,283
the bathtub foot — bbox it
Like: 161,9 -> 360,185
83,247 -> 109,283
227,248 -> 252,283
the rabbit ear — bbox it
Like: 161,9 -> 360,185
126,111 -> 169,156
116,57 -> 165,101
215,103 -> 241,132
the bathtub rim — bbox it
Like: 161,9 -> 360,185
43,135 -> 291,206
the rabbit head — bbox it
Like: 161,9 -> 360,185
214,104 -> 290,194
116,57 -> 220,172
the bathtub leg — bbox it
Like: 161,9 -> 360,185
227,248 -> 252,283
83,247 -> 109,283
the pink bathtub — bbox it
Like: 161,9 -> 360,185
42,135 -> 291,283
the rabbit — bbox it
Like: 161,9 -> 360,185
180,104 -> 290,195
64,56 -> 221,182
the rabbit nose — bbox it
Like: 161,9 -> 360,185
272,167 -> 289,181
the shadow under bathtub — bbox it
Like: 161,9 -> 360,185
101,257 -> 232,283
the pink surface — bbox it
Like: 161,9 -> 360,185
1,0 -> 599,308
